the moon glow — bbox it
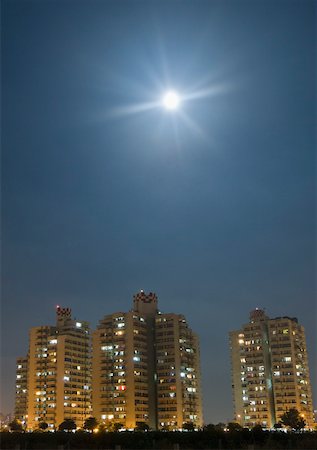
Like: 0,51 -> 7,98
162,91 -> 180,110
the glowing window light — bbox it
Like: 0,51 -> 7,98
101,345 -> 113,351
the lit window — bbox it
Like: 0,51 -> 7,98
101,345 -> 113,351
76,322 -> 82,328
187,387 -> 196,393
49,339 -> 58,344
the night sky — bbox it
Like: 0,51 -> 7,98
2,0 -> 316,424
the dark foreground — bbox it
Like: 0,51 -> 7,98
1,430 -> 317,450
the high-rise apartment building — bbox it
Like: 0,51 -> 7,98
230,309 -> 314,429
156,313 -> 202,429
16,307 -> 92,430
92,291 -> 202,430
14,357 -> 28,425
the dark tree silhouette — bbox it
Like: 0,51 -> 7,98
252,424 -> 263,432
135,421 -> 150,431
58,419 -> 76,431
38,421 -> 48,430
112,422 -> 124,432
214,422 -> 226,431
183,421 -> 195,431
227,422 -> 243,432
8,419 -> 23,432
83,417 -> 98,431
203,423 -> 216,432
280,408 -> 306,430
101,421 -> 124,432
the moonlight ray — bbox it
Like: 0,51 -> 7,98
178,110 -> 209,142
183,82 -> 230,102
105,76 -> 230,147
109,100 -> 160,118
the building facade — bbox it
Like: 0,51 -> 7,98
16,307 -> 92,430
92,291 -> 202,430
14,357 -> 28,426
156,313 -> 202,429
230,309 -> 314,429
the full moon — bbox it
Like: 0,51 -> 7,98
162,91 -> 180,110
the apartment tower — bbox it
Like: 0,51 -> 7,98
19,307 -> 92,430
14,357 -> 28,425
156,313 -> 202,429
230,309 -> 314,428
92,291 -> 202,430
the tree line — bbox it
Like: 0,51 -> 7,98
7,407 -> 311,433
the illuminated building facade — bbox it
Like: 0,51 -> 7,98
230,309 -> 314,429
92,291 -> 202,430
92,310 -> 152,429
268,316 -> 314,426
19,307 -> 92,430
156,313 -> 202,429
14,357 -> 28,425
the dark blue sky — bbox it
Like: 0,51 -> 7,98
2,0 -> 316,423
